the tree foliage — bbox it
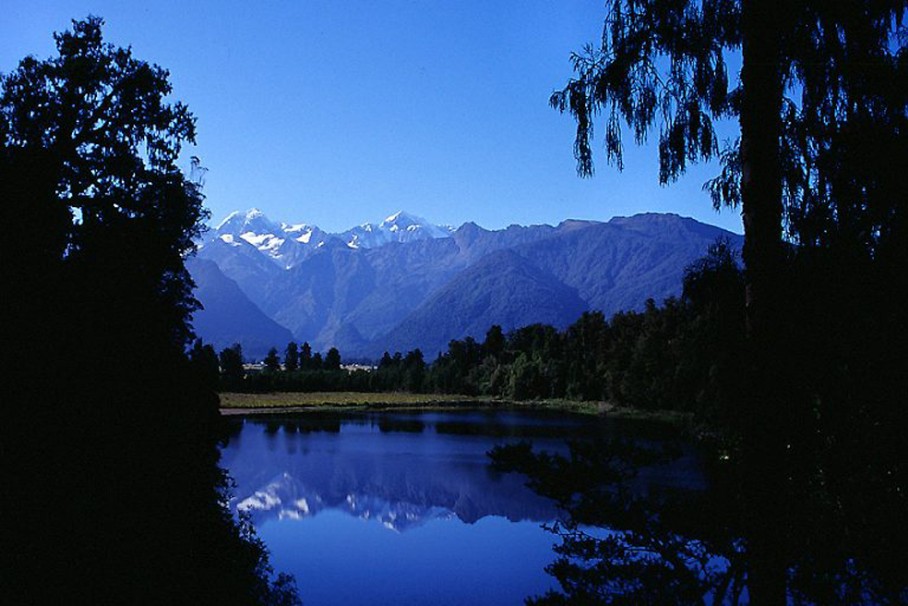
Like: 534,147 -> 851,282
263,347 -> 281,372
549,2 -> 906,603
1,17 -> 298,604
552,0 -> 905,252
283,341 -> 299,372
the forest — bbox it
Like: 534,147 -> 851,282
205,238 -> 744,420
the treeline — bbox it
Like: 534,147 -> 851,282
204,240 -> 745,421
190,340 -> 354,392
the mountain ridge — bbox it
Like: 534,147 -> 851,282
191,211 -> 743,358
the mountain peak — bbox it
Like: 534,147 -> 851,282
379,210 -> 424,228
214,210 -> 242,230
343,211 -> 452,248
192,211 -> 744,358
215,208 -> 275,232
207,208 -> 456,267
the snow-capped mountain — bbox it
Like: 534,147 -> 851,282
190,211 -> 744,358
340,211 -> 456,249
219,415 -> 564,530
200,208 -> 454,269
233,471 -> 457,531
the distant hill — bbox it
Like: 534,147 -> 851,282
190,211 -> 743,359
188,258 -> 293,358
381,249 -> 589,358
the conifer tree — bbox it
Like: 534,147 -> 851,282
264,347 -> 281,372
283,341 -> 299,372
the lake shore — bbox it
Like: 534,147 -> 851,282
218,391 -> 692,424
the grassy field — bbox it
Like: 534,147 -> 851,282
218,391 -> 604,415
216,392 -> 696,425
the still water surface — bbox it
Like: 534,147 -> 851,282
219,410 -> 697,605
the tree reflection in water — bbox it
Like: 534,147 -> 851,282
490,434 -> 903,605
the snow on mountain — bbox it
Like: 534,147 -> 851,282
202,208 -> 455,269
191,210 -> 745,359
214,208 -> 279,235
342,211 -> 456,248
232,471 -> 456,532
204,208 -> 294,267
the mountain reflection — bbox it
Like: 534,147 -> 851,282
219,411 -> 605,530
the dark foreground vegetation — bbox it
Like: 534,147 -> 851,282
490,1 -> 908,604
2,18 -> 298,604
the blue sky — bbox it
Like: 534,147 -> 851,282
2,1 -> 743,234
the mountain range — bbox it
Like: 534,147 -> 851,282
189,209 -> 743,359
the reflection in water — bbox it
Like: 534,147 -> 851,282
491,435 -> 907,604
220,410 -> 706,606
491,438 -> 743,604
221,412 -> 570,530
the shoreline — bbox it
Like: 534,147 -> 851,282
218,392 -> 692,424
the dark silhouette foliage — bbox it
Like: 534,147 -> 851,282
219,342 -> 246,390
549,1 -> 906,603
1,17 -> 298,604
490,438 -> 748,605
283,341 -> 299,372
323,347 -> 342,371
189,338 -> 221,390
299,341 -> 313,369
264,347 -> 282,372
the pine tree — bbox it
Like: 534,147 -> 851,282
283,342 -> 299,372
324,347 -> 342,371
299,341 -> 313,370
263,347 -> 281,372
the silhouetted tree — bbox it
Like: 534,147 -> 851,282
189,339 -> 221,390
299,341 -> 313,370
402,348 -> 426,392
553,1 -> 906,601
490,439 -> 746,605
324,347 -> 341,371
680,240 -> 746,425
1,16 -> 298,604
219,343 -> 245,384
483,324 -> 506,361
263,347 -> 281,372
283,342 -> 299,372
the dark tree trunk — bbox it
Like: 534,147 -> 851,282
740,0 -> 788,604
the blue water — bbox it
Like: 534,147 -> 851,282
219,410 -> 587,605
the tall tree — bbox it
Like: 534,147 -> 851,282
299,341 -> 313,370
483,324 -> 506,361
283,341 -> 299,372
324,347 -> 342,371
1,18 -> 298,603
264,347 -> 281,372
219,343 -> 245,383
189,339 -> 221,390
1,15 -> 205,349
552,1 -> 905,602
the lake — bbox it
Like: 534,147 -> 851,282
219,409 -> 704,605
